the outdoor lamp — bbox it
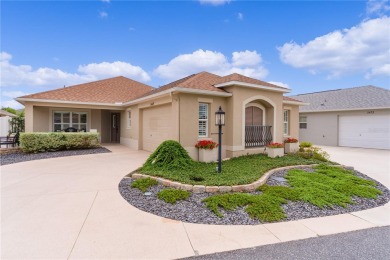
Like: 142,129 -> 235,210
215,106 -> 225,126
215,106 -> 225,173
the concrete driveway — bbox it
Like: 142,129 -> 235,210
1,145 -> 389,259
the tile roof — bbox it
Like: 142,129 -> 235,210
283,96 -> 303,103
215,73 -> 289,90
290,86 -> 390,112
19,76 -> 154,104
0,109 -> 17,117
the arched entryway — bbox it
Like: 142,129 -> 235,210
244,101 -> 273,148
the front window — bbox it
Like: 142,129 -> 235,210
53,111 -> 87,132
283,110 -> 289,135
299,116 -> 307,129
127,110 -> 131,128
198,103 -> 208,137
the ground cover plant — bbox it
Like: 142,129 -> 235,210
157,189 -> 190,204
202,165 -> 382,222
131,178 -> 158,192
139,153 -> 329,186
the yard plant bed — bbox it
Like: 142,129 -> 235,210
138,154 -> 328,186
0,147 -> 111,166
119,165 -> 390,225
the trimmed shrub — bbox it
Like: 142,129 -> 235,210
299,141 -> 312,148
157,189 -> 190,204
131,178 -> 158,192
296,146 -> 330,162
20,132 -> 100,153
141,140 -> 194,171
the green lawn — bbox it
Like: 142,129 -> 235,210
138,154 -> 330,186
203,165 -> 381,222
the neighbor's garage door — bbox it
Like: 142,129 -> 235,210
339,115 -> 390,150
142,104 -> 172,152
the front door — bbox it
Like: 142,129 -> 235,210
111,113 -> 120,143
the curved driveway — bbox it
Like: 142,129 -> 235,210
1,145 -> 389,259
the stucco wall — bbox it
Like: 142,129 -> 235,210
33,106 -> 49,132
299,109 -> 390,146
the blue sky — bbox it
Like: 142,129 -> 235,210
1,0 -> 389,108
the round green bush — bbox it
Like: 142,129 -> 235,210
142,140 -> 194,171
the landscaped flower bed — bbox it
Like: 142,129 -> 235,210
119,165 -> 390,225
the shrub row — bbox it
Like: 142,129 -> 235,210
20,132 -> 100,153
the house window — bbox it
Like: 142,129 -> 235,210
198,103 -> 208,137
127,110 -> 131,128
283,110 -> 289,135
53,111 -> 87,132
299,116 -> 307,129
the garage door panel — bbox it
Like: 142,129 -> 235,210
339,115 -> 390,150
142,105 -> 172,152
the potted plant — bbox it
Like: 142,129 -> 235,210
284,138 -> 299,153
267,142 -> 284,158
195,140 -> 218,162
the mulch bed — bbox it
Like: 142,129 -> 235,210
119,167 -> 390,225
0,147 -> 111,166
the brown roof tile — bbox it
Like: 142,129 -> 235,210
19,76 -> 153,104
283,96 -> 303,102
215,73 -> 288,90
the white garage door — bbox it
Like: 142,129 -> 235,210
142,104 -> 172,152
339,115 -> 390,150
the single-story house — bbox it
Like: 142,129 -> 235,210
16,72 -> 305,159
0,109 -> 17,136
290,86 -> 390,150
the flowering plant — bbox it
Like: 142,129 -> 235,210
195,140 -> 218,150
284,138 -> 298,143
267,142 -> 284,148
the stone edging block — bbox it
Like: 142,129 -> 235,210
130,164 -> 350,194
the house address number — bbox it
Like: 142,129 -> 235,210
367,111 -> 374,114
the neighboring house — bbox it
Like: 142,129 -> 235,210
291,86 -> 390,150
16,72 -> 305,159
0,109 -> 17,136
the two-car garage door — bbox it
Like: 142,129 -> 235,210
339,115 -> 390,150
142,104 -> 172,152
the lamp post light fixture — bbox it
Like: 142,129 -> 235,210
215,106 -> 225,173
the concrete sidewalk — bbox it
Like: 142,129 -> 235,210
1,145 -> 389,259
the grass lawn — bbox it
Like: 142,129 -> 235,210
139,154 -> 330,186
203,165 -> 381,222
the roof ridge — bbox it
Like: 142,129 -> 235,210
293,85 -> 388,96
182,71 -> 221,87
19,76 -> 152,99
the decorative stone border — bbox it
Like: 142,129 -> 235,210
130,164 -> 354,194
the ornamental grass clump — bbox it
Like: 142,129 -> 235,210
131,178 -> 158,192
141,140 -> 194,171
157,189 -> 190,204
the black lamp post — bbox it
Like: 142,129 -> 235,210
215,106 -> 225,173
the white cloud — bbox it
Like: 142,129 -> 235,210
268,81 -> 289,89
366,0 -> 390,16
0,99 -> 24,109
237,12 -> 244,20
154,49 -> 268,81
278,17 -> 390,78
78,61 -> 151,82
199,0 -> 231,6
0,51 -> 151,88
99,11 -> 108,18
2,91 -> 29,98
366,63 -> 390,78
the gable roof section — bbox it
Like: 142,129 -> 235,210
290,86 -> 390,112
215,73 -> 289,91
18,76 -> 153,104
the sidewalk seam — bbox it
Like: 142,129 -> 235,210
67,190 -> 99,260
181,222 -> 199,256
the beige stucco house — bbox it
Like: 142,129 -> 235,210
16,72 -> 305,159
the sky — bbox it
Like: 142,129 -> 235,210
1,0 -> 390,109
